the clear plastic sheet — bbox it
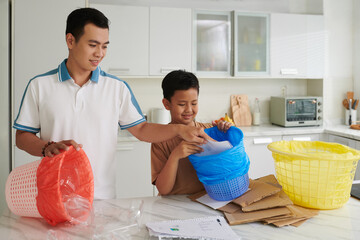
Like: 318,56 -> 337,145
60,160 -> 92,225
46,199 -> 144,240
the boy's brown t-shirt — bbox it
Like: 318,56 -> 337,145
151,122 -> 213,195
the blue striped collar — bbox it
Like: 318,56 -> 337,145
58,59 -> 100,83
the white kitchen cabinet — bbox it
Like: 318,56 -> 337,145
149,7 -> 192,75
282,133 -> 321,141
327,134 -> 356,148
193,10 -> 232,77
270,13 -> 325,78
244,135 -> 282,179
116,140 -> 154,198
13,0 -> 85,168
327,134 -> 360,181
355,141 -> 360,181
90,4 -> 149,76
234,12 -> 269,76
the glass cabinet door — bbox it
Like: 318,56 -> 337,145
234,13 -> 269,76
193,11 -> 231,77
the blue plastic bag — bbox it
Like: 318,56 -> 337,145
189,126 -> 250,185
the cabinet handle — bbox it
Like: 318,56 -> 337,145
117,143 -> 134,151
253,138 -> 273,144
292,137 -> 311,141
160,67 -> 181,74
108,68 -> 130,74
280,68 -> 298,75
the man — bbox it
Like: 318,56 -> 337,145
14,8 -> 208,199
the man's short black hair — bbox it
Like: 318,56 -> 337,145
66,8 -> 109,41
162,70 -> 200,101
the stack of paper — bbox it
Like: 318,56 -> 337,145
189,175 -> 319,227
146,216 -> 240,240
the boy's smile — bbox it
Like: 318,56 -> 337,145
163,88 -> 199,126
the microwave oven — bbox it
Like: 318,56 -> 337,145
270,96 -> 323,127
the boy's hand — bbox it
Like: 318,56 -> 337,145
212,120 -> 233,132
171,141 -> 203,159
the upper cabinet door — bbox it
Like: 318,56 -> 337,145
270,13 -> 325,78
234,12 -> 269,76
193,11 -> 232,77
91,4 -> 149,76
149,7 -> 192,76
306,14 -> 325,79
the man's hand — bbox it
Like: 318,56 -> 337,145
43,140 -> 83,157
178,125 -> 213,145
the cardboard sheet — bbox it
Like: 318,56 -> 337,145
188,190 -> 207,201
241,190 -> 293,212
286,205 -> 319,219
255,174 -> 282,188
218,203 -> 242,214
262,204 -> 319,227
188,174 -> 319,228
271,217 -> 308,227
232,180 -> 281,207
224,207 -> 291,225
291,219 -> 308,227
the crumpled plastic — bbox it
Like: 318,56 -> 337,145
46,199 -> 144,240
36,146 -> 94,226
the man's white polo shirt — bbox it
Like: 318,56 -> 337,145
14,59 -> 146,199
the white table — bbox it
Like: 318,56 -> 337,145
0,195 -> 359,239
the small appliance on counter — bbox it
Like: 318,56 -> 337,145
149,108 -> 171,124
270,96 -> 323,127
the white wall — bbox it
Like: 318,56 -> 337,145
323,0 -> 353,125
0,0 -> 10,214
125,77 -> 309,123
354,0 -> 360,102
90,0 -> 323,14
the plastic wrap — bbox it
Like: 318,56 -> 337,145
45,199 -> 144,240
36,146 -> 94,226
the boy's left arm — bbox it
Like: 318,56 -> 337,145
153,141 -> 203,195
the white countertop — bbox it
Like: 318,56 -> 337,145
325,124 -> 360,141
0,195 -> 359,239
118,123 -> 360,142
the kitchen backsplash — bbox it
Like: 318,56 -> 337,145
123,77 -> 313,124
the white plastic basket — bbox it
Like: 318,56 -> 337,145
5,159 -> 42,218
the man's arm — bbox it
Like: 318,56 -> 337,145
16,130 -> 47,157
127,122 -> 210,144
16,130 -> 82,157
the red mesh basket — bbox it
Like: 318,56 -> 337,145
6,146 -> 94,226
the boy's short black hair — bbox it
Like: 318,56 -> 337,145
162,70 -> 200,101
66,8 -> 109,41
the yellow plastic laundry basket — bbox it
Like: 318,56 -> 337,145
267,141 -> 360,209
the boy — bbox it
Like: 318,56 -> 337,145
151,70 -> 232,195
13,8 -> 209,199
